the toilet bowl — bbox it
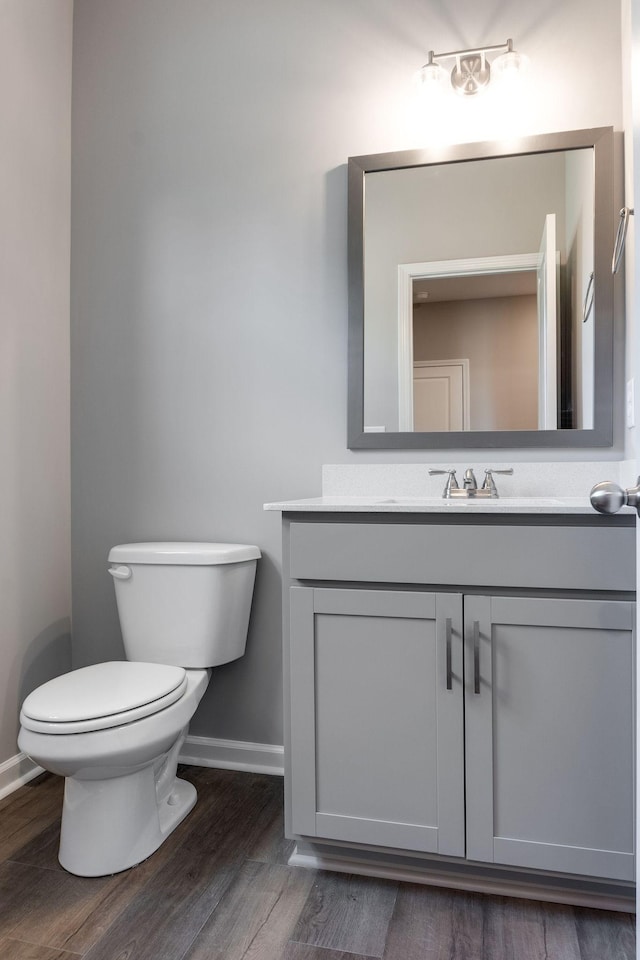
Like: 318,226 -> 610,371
18,542 -> 260,877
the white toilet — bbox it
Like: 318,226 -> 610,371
18,541 -> 260,877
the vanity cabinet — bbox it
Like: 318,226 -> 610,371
283,515 -> 636,889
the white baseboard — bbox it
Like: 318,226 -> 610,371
0,752 -> 45,802
0,738 -> 283,800
179,735 -> 284,777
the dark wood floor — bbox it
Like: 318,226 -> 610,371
0,766 -> 635,960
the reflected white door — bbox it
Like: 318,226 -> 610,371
537,213 -> 558,429
413,360 -> 470,432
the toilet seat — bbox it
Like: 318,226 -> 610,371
20,661 -> 188,735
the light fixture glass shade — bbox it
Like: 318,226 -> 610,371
492,48 -> 525,83
417,60 -> 446,90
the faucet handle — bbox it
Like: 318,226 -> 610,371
429,468 -> 459,498
482,467 -> 514,497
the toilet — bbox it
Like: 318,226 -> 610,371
18,541 -> 260,878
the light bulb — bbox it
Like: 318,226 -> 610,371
417,59 -> 446,91
492,48 -> 526,85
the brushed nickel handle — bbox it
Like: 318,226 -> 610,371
473,620 -> 480,695
429,468 -> 459,498
482,467 -> 514,497
590,478 -> 640,515
445,618 -> 452,690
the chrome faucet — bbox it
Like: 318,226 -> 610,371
430,467 -> 514,498
463,468 -> 478,491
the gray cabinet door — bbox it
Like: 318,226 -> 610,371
289,587 -> 465,856
464,595 -> 635,881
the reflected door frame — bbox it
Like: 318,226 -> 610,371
397,253 -> 540,431
536,214 -> 559,429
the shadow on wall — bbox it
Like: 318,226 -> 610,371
18,618 -> 72,719
189,548 -> 284,745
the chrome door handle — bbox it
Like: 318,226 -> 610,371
590,478 -> 640,515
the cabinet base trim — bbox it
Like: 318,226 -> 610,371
288,844 -> 635,913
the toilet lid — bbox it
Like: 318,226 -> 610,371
20,662 -> 188,735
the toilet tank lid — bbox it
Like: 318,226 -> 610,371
108,542 -> 261,565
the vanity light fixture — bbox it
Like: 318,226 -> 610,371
418,39 -> 524,97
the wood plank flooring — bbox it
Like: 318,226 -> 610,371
0,767 -> 634,960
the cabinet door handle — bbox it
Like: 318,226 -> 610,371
445,617 -> 452,690
473,620 -> 480,694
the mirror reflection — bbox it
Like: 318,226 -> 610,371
363,148 -> 595,434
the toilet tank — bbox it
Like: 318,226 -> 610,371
107,542 -> 261,668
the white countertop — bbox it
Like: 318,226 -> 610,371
263,495 -> 629,515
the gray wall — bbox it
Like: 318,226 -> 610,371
1,0 -> 72,766
71,0 -> 623,747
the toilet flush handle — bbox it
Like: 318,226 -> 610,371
108,564 -> 132,580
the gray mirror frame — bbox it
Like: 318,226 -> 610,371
347,127 -> 614,450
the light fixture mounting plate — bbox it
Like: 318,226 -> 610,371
451,54 -> 490,96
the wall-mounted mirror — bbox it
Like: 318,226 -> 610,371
348,128 -> 614,449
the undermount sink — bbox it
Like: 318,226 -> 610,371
375,497 -> 566,507
483,497 -> 565,506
